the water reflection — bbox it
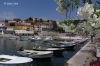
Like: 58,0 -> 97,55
0,38 -> 86,66
31,60 -> 53,66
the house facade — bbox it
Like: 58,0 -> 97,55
5,20 -> 16,34
41,22 -> 53,31
34,22 -> 53,32
34,22 -> 42,32
15,22 -> 34,35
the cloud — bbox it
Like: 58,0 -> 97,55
0,11 -> 16,19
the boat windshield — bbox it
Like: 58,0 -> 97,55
0,58 -> 11,62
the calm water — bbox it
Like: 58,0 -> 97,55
0,38 -> 86,66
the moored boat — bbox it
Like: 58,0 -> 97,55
52,41 -> 76,50
72,38 -> 87,44
8,38 -> 17,40
0,55 -> 33,64
30,36 -> 42,42
33,47 -> 65,54
30,37 -> 35,42
17,50 -> 53,59
44,36 -> 53,41
20,38 -> 29,41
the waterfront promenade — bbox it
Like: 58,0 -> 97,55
65,40 -> 96,66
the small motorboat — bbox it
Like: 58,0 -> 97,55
20,38 -> 29,41
8,38 -> 17,40
17,50 -> 53,59
30,36 -> 42,41
30,37 -> 35,42
34,36 -> 42,41
52,42 -> 76,50
33,47 -> 65,54
0,55 -> 33,64
44,36 -> 53,41
72,39 -> 87,44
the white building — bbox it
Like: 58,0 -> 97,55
34,22 -> 53,32
5,20 -> 16,34
0,21 -> 5,34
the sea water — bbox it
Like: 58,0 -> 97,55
0,38 -> 86,66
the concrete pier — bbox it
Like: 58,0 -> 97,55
65,41 -> 95,66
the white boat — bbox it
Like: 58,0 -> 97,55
33,47 -> 65,54
52,41 -> 76,50
30,37 -> 35,40
30,37 -> 35,41
30,36 -> 42,42
0,55 -> 33,64
17,50 -> 53,59
44,36 -> 53,41
35,36 -> 42,40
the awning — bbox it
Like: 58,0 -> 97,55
6,28 -> 13,30
14,30 -> 34,34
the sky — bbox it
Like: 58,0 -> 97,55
0,0 -> 97,21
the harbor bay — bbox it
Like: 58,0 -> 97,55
0,37 -> 88,66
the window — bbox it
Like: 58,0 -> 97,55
9,23 -> 15,26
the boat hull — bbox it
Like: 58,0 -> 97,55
20,38 -> 29,41
73,39 -> 87,44
30,39 -> 42,42
0,55 -> 33,64
33,48 -> 65,54
17,50 -> 53,59
52,44 -> 76,50
8,38 -> 17,40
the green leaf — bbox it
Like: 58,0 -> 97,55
67,2 -> 71,7
72,2 -> 74,11
96,1 -> 100,4
83,0 -> 86,3
88,0 -> 92,4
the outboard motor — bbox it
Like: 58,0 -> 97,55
19,47 -> 24,51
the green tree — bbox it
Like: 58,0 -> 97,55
34,18 -> 39,22
28,17 -> 33,21
56,27 -> 65,33
52,20 -> 59,31
39,18 -> 44,22
25,17 -> 33,22
25,19 -> 28,21
5,19 -> 8,23
13,18 -> 21,22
